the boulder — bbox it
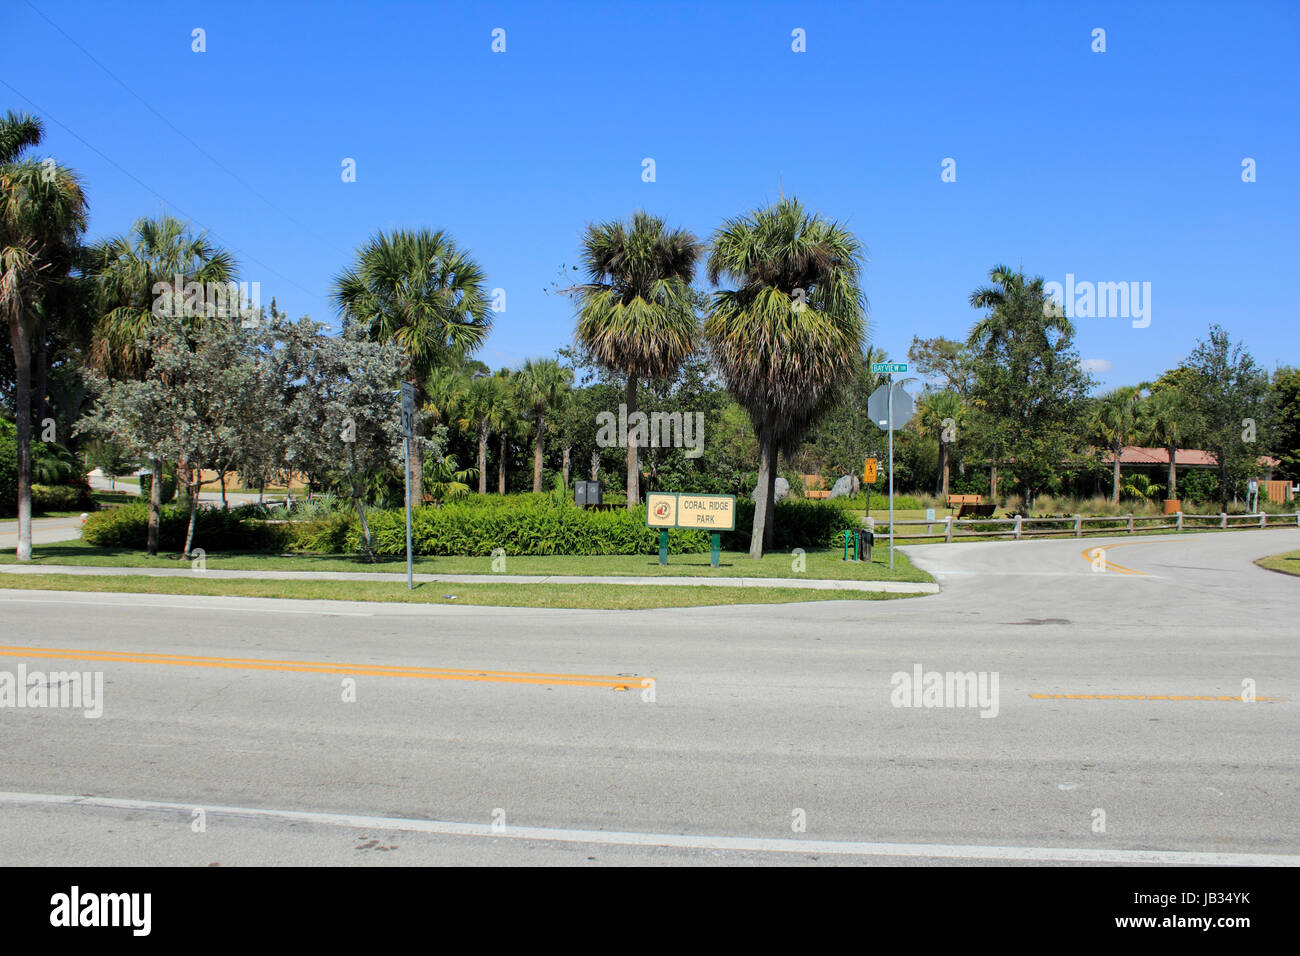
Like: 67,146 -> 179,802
751,476 -> 790,503
828,475 -> 855,499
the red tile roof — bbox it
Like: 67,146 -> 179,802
1100,445 -> 1280,468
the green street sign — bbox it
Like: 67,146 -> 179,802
871,362 -> 908,374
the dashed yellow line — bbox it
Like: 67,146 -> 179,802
1031,693 -> 1279,702
0,645 -> 648,690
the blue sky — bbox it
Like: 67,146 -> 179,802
4,0 -> 1297,389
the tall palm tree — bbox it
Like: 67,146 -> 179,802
916,390 -> 965,497
574,211 -> 701,508
1090,386 -> 1142,503
450,373 -> 495,495
490,369 -> 517,494
513,357 -> 572,492
333,228 -> 491,508
1140,385 -> 1192,500
704,197 -> 865,557
1,111 -> 88,561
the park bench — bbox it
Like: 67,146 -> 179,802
801,474 -> 831,500
946,493 -> 995,518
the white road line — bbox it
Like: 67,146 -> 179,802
1,792 -> 1294,866
0,595 -> 373,616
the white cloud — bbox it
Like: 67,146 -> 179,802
1080,358 -> 1113,374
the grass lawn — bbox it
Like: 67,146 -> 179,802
0,540 -> 930,582
1255,551 -> 1300,577
0,573 -> 915,608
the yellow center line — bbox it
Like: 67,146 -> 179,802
0,646 -> 649,690
1031,693 -> 1279,702
1080,542 -> 1148,576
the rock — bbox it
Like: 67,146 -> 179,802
828,475 -> 854,499
751,476 -> 790,503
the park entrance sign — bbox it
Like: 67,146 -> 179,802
645,492 -> 735,566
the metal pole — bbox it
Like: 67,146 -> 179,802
404,436 -> 413,590
888,372 -> 895,569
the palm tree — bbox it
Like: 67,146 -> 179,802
490,368 -> 517,494
85,215 -> 236,551
513,358 -> 572,493
87,215 -> 237,379
1140,385 -> 1193,500
333,228 -> 491,508
704,197 -> 866,557
916,390 -> 964,498
449,373 -> 495,495
1089,386 -> 1142,504
1,111 -> 88,561
573,211 -> 701,509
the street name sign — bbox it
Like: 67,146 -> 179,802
871,362 -> 907,374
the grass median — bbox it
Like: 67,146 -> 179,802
0,540 -> 930,583
1255,550 -> 1300,577
0,573 -> 920,609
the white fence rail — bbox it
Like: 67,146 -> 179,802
879,511 -> 1300,542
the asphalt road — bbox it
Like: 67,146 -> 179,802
0,529 -> 1296,866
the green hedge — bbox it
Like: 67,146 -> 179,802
77,496 -> 863,557
32,483 -> 95,513
81,503 -> 289,552
139,471 -> 177,504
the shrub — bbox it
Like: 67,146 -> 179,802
32,483 -> 95,513
723,498 -> 858,551
0,419 -> 17,516
81,503 -> 289,552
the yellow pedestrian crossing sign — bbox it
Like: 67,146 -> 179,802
864,458 -> 878,483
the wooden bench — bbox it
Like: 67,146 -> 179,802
945,494 -> 996,518
801,474 -> 831,500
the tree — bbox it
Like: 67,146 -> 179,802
1088,386 -> 1142,504
1,111 -> 88,560
333,229 -> 491,510
704,198 -> 866,557
573,211 -> 701,509
77,316 -> 260,558
1264,366 -> 1300,482
1182,325 -> 1269,510
916,390 -> 965,497
908,336 -> 973,396
268,317 -> 409,558
1138,380 -> 1197,500
513,357 -> 572,492
491,369 -> 518,494
965,265 -> 1094,509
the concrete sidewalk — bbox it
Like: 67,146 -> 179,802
0,562 -> 938,594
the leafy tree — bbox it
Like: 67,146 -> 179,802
267,316 -> 410,558
573,211 -> 701,509
1182,325 -> 1269,509
705,198 -> 866,556
333,228 -> 491,509
965,264 -> 1094,509
908,335 -> 973,396
1264,366 -> 1300,482
1,111 -> 88,559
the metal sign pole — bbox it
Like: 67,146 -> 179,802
888,372 -> 895,569
404,436 -> 413,590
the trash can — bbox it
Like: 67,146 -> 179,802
856,530 -> 874,562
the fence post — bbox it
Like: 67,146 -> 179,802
1013,514 -> 1022,540
1176,511 -> 1183,532
1260,512 -> 1267,529
1220,512 -> 1227,529
945,516 -> 953,543
1073,514 -> 1082,537
1127,513 -> 1134,534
